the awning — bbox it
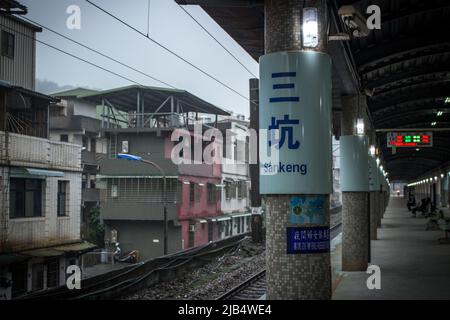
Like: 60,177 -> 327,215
52,241 -> 97,254
0,253 -> 29,265
229,212 -> 252,218
26,168 -> 64,177
10,167 -> 64,178
20,242 -> 96,258
206,215 -> 231,222
22,248 -> 64,257
216,216 -> 231,221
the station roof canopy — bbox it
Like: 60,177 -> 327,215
78,85 -> 231,116
177,0 -> 450,181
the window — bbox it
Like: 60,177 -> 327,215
189,183 -> 195,203
90,138 -> 96,153
60,134 -> 68,142
237,181 -> 246,199
225,181 -> 232,200
111,184 -> 118,198
32,264 -> 44,291
82,136 -> 89,150
1,31 -> 15,58
195,184 -> 201,202
57,181 -> 68,216
207,183 -> 216,204
231,182 -> 237,199
46,258 -> 59,288
11,263 -> 27,298
10,178 -> 43,218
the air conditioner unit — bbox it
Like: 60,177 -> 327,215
189,224 -> 196,232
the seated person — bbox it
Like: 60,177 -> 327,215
407,194 -> 416,211
412,198 -> 428,216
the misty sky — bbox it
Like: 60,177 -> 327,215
21,0 -> 259,116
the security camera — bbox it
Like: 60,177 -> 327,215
338,5 -> 370,38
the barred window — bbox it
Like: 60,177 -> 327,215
207,183 -> 216,203
10,178 -> 43,218
57,181 -> 69,216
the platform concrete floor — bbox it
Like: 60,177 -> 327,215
333,197 -> 450,300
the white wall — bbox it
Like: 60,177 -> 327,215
220,122 -> 250,213
2,167 -> 82,252
73,100 -> 97,119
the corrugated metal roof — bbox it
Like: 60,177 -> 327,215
78,85 -> 231,116
50,87 -> 100,98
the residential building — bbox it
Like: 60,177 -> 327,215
48,88 -> 107,235
72,85 -> 230,260
0,14 -> 93,300
217,116 -> 252,239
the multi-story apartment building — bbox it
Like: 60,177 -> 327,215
48,88 -> 107,235
73,85 -> 231,260
217,115 -> 252,239
0,14 -> 93,300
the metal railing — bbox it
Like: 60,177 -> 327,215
0,131 -> 81,170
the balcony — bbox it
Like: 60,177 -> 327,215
101,202 -> 177,221
81,150 -> 100,166
49,115 -> 101,134
0,131 -> 82,171
82,188 -> 100,203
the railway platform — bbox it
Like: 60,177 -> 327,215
333,198 -> 450,300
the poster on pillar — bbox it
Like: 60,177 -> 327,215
259,51 -> 332,194
289,195 -> 326,225
286,226 -> 330,254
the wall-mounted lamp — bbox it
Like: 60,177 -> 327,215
356,118 -> 365,135
369,145 -> 376,156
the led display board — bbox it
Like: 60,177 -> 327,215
387,132 -> 433,147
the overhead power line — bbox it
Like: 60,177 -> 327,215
176,3 -> 258,79
84,0 -> 253,105
18,15 -> 176,89
0,22 -> 145,87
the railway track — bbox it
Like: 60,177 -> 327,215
216,269 -> 266,300
17,207 -> 342,300
16,233 -> 251,300
217,220 -> 343,300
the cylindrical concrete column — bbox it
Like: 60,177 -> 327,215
262,0 -> 332,300
340,134 -> 370,271
369,156 -> 379,240
442,175 -> 449,208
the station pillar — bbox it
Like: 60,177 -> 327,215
260,0 -> 332,299
340,95 -> 370,271
442,175 -> 449,207
368,132 -> 378,241
369,155 -> 379,240
249,78 -> 263,243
